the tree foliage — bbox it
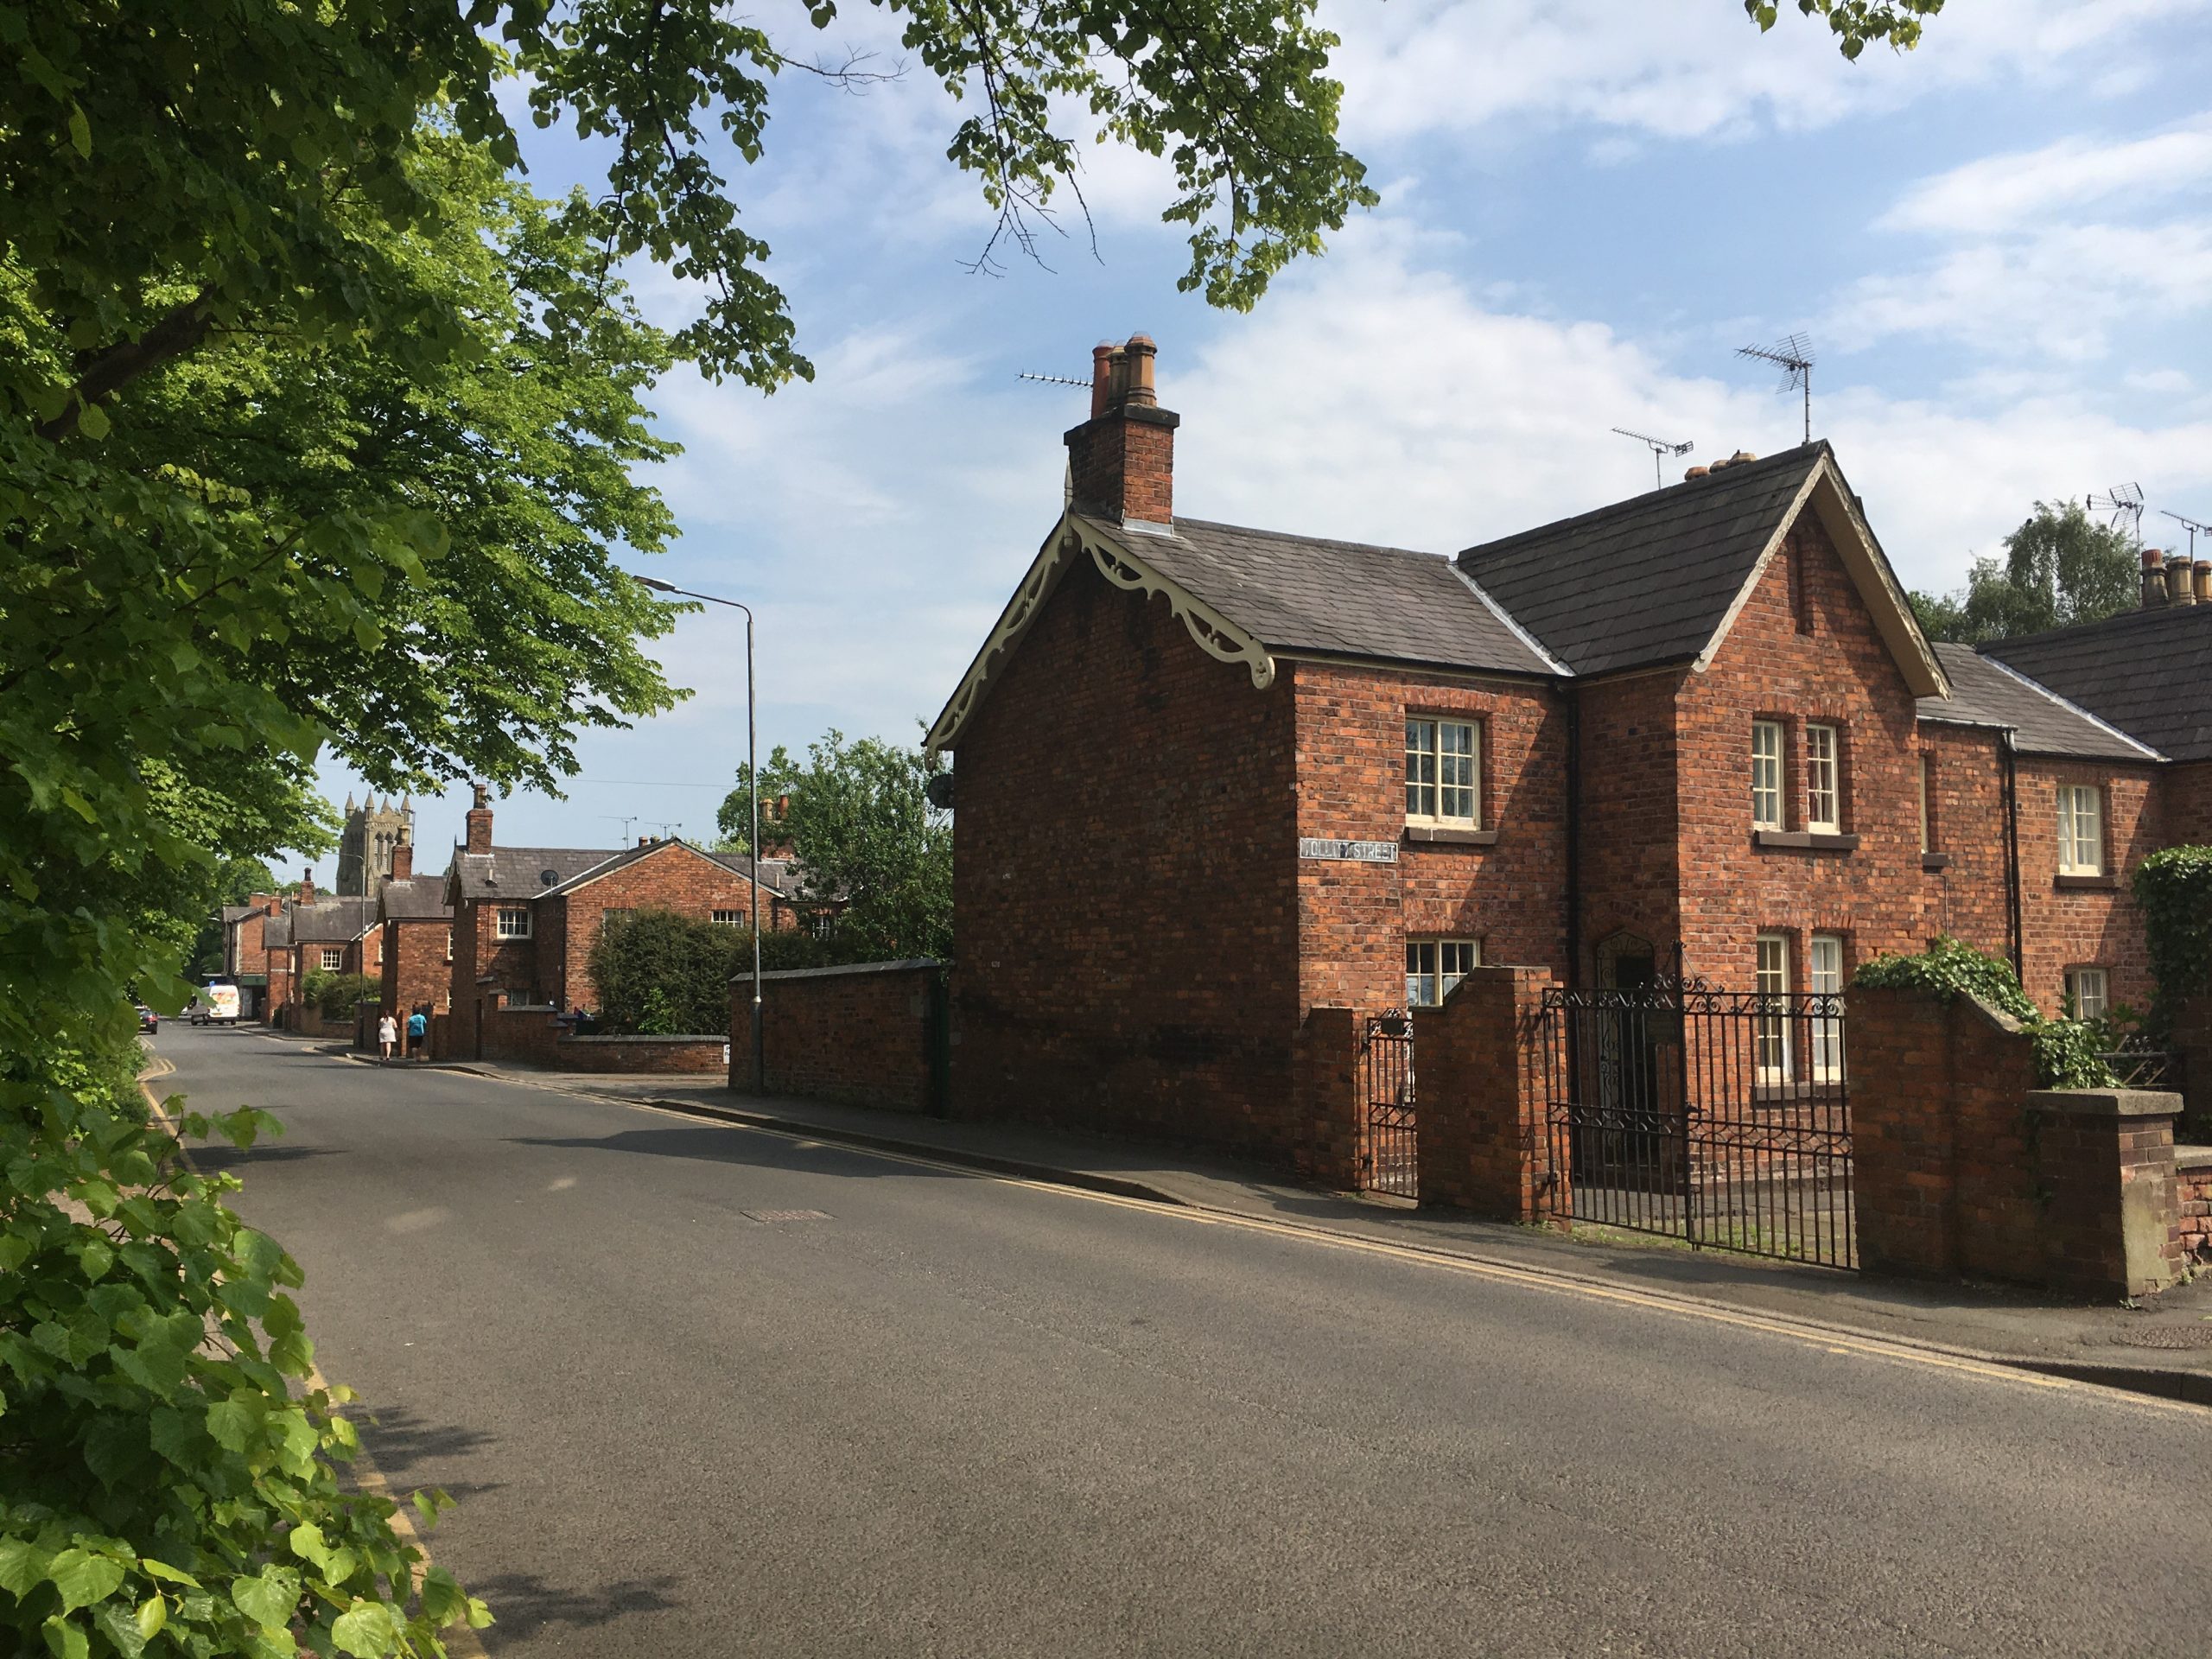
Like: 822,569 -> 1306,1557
719,732 -> 953,962
2133,847 -> 2212,1031
1744,0 -> 1947,58
590,912 -> 848,1035
1911,500 -> 2139,645
182,861 -> 281,983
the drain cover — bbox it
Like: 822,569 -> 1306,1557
742,1208 -> 830,1224
2111,1325 -> 2212,1351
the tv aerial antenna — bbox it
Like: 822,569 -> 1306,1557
2088,483 -> 2145,548
1611,428 -> 1694,490
600,814 -> 639,843
1737,333 -> 1816,445
1016,371 -> 1091,390
2158,507 -> 2208,560
646,820 -> 685,842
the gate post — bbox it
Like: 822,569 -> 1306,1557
1294,1006 -> 1362,1190
1414,966 -> 1560,1224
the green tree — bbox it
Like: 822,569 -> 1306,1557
720,732 -> 953,960
590,911 -> 842,1034
1910,501 -> 2139,645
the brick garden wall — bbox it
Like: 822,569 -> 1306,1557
477,1002 -> 563,1067
1290,662 -> 1567,1013
557,1034 -> 728,1075
731,959 -> 944,1113
2178,1150 -> 2212,1265
951,552 -> 1303,1158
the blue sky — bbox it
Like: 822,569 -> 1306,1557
305,0 -> 2212,880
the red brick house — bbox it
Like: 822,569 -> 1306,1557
442,786 -> 798,1057
256,873 -> 381,1027
928,334 -> 2211,1163
376,835 -> 454,1020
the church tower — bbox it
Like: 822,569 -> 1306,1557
335,792 -> 415,896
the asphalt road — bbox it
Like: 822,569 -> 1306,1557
151,1025 -> 2212,1656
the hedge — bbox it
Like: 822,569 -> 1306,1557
1852,935 -> 2115,1089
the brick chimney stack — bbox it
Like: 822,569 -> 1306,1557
391,834 -> 413,883
2143,548 -> 2167,608
1065,333 -> 1178,529
465,782 -> 494,854
297,869 -> 316,906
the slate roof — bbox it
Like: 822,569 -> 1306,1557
448,846 -> 622,901
1098,515 -> 1556,677
261,912 -> 292,949
1917,644 -> 2161,761
380,877 -> 453,921
220,904 -> 257,925
1455,443 -> 1826,677
286,896 -> 378,944
1983,604 -> 2212,763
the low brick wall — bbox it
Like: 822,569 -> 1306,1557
1852,984 -> 2188,1297
2179,1147 -> 2212,1265
729,959 -> 946,1113
479,1003 -> 562,1067
1414,967 -> 1562,1224
555,1035 -> 728,1075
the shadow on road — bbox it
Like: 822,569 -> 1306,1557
188,1144 -> 338,1173
507,1126 -> 966,1180
349,1405 -> 501,1483
467,1570 -> 683,1650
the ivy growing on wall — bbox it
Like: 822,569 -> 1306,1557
2133,846 -> 2212,1033
1851,934 -> 2118,1089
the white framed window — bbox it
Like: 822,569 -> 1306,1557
1805,723 -> 1840,833
1405,938 -> 1481,1007
494,906 -> 532,940
319,947 -> 343,971
444,927 -> 453,962
1404,717 -> 1479,826
710,909 -> 745,926
599,906 -> 636,934
2064,966 -> 2109,1020
1751,721 -> 1783,830
1808,933 -> 1844,1082
2056,785 -> 2102,875
1754,933 -> 1792,1084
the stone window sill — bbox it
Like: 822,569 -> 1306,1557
1404,825 -> 1499,847
1752,829 -> 1860,853
2054,873 -> 2117,890
1922,852 -> 1952,872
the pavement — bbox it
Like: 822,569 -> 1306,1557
330,1038 -> 2212,1402
149,1025 -> 2212,1656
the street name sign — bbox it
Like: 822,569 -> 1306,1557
1298,837 -> 1399,864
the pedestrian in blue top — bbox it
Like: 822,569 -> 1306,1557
406,1007 -> 428,1061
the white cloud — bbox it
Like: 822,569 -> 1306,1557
1325,0 -> 2202,146
1879,118 -> 2212,236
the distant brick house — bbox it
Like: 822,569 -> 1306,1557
441,786 -> 798,1057
376,835 -> 454,1019
927,334 -> 2211,1163
255,873 -> 380,1027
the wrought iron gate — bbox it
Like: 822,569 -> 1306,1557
1537,976 -> 1855,1268
1359,1011 -> 1417,1198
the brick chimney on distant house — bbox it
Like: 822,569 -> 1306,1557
465,782 -> 494,854
391,832 -> 413,882
297,869 -> 316,906
1065,334 -> 1178,529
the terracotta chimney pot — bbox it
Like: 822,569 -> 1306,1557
2170,556 -> 2197,606
1090,341 -> 1115,420
2142,547 -> 2167,609
1684,465 -> 1710,480
1122,334 -> 1159,408
2196,558 -> 2212,604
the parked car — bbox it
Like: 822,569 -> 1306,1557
137,1004 -> 159,1034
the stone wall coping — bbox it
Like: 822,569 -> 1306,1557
561,1033 -> 725,1046
2024,1088 -> 2183,1120
730,957 -> 944,985
498,1002 -> 558,1014
2174,1144 -> 2212,1171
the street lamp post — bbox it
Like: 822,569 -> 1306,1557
631,574 -> 764,1095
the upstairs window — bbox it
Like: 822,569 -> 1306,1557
495,905 -> 532,940
1751,721 -> 1784,830
1406,938 -> 1481,1007
1405,718 -> 1479,825
319,947 -> 343,971
2056,785 -> 2102,876
1805,723 -> 1840,832
2064,966 -> 2109,1020
600,907 -> 636,934
710,909 -> 746,926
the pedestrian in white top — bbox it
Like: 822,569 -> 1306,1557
377,1012 -> 398,1060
